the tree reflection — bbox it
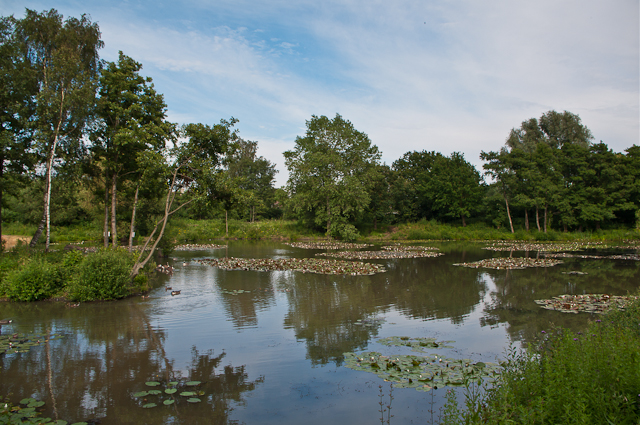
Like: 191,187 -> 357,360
481,257 -> 640,342
0,301 -> 262,425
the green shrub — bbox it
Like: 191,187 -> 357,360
69,248 -> 134,301
5,259 -> 62,301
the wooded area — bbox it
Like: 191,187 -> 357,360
1,9 -> 639,249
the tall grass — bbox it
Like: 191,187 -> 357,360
441,299 -> 640,424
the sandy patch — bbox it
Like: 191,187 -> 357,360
2,235 -> 30,249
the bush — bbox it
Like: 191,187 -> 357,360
5,259 -> 62,301
69,248 -> 134,301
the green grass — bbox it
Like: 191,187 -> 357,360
440,299 -> 640,425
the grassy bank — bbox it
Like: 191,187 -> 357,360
4,219 -> 639,247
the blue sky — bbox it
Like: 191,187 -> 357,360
2,0 -> 638,186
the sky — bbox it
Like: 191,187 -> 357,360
1,0 -> 638,187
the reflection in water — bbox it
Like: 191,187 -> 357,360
1,242 -> 638,424
481,255 -> 640,342
0,301 -> 261,425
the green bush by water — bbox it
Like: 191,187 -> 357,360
69,248 -> 139,301
441,302 -> 640,424
4,259 -> 62,301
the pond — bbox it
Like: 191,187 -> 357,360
0,241 -> 638,424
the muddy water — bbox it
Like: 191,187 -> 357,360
0,241 -> 638,424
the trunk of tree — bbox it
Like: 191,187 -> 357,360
103,185 -> 110,247
32,90 -> 66,250
225,210 -> 228,237
111,172 -> 118,247
30,213 -> 46,248
535,206 -> 541,231
461,214 -> 466,227
326,196 -> 331,235
128,185 -> 139,253
0,159 -> 3,250
524,209 -> 529,231
543,205 -> 548,233
130,165 -> 195,280
504,195 -> 514,233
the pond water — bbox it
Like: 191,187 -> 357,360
0,241 -> 638,424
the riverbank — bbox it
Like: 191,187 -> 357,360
3,219 -> 639,248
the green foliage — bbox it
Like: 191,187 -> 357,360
69,248 -> 134,301
443,320 -> 640,424
5,258 -> 62,301
284,114 -> 381,235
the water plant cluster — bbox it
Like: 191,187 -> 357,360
542,252 -> 640,260
317,250 -> 444,260
285,242 -> 373,250
380,245 -> 439,251
534,293 -> 639,314
453,257 -> 563,270
0,332 -> 64,356
196,257 -> 385,275
482,241 -> 605,252
173,244 -> 226,251
132,380 -> 205,408
0,397 -> 86,425
377,336 -> 454,352
343,351 -> 500,392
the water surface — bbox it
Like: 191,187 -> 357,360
1,241 -> 637,424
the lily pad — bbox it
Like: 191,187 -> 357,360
185,381 -> 201,386
163,399 -> 175,406
142,403 -> 157,408
343,351 -> 500,391
168,381 -> 178,386
145,381 -> 161,387
132,391 -> 149,397
164,388 -> 177,394
180,391 -> 196,397
147,390 -> 162,395
186,398 -> 201,403
377,336 -> 454,352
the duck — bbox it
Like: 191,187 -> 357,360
165,286 -> 172,291
0,319 -> 12,325
171,290 -> 181,296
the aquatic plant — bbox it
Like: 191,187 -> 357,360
0,332 -> 64,356
131,379 -> 205,408
377,336 -> 454,352
534,294 -> 639,314
285,242 -> 373,250
197,257 -> 385,275
453,257 -> 562,269
317,250 -> 443,260
343,352 -> 500,392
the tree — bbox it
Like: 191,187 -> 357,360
391,150 -> 440,221
427,152 -> 484,227
130,119 -> 236,279
0,15 -> 37,248
224,139 -> 277,221
91,51 -> 172,247
284,114 -> 380,240
17,9 -> 103,250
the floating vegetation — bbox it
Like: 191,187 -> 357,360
196,257 -> 385,275
562,271 -> 588,275
0,332 -> 64,356
343,352 -> 500,392
354,317 -> 386,327
284,242 -> 372,250
381,245 -> 439,251
173,243 -> 226,251
542,253 -> 640,261
377,336 -> 454,352
483,242 -> 605,252
453,257 -> 563,270
132,379 -> 205,409
318,250 -> 443,260
534,294 -> 639,314
220,289 -> 250,295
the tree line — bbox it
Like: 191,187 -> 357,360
2,9 -> 639,249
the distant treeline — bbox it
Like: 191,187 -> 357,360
1,9 -> 638,246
